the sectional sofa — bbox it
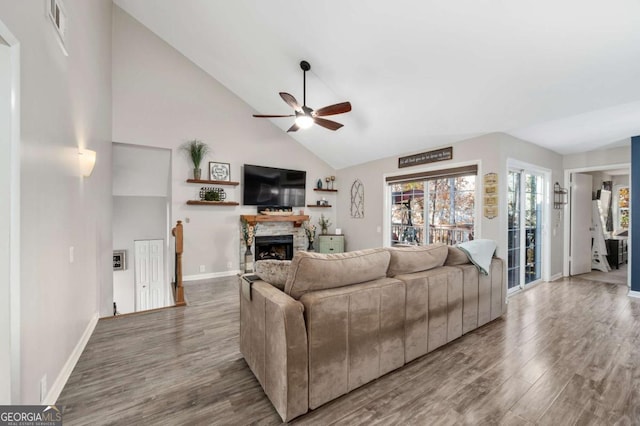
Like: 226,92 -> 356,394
239,243 -> 505,422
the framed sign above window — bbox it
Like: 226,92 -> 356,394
398,147 -> 453,169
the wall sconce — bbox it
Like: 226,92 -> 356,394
79,149 -> 96,177
553,182 -> 568,209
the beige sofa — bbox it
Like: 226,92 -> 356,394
239,244 -> 505,422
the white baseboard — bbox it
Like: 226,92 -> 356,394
48,312 -> 99,404
183,270 -> 241,282
628,290 -> 640,299
549,272 -> 563,282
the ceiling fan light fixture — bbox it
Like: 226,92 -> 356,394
295,114 -> 314,129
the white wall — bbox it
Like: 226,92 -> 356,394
585,171 -> 613,194
614,175 -> 629,187
112,6 -> 336,276
563,145 -> 631,170
113,196 -> 168,314
0,0 -> 113,403
113,143 -> 171,197
336,132 -> 565,277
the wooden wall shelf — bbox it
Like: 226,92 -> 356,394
241,214 -> 309,227
313,188 -> 337,192
186,179 -> 239,186
187,200 -> 239,206
307,205 -> 332,208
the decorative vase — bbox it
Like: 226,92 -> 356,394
244,247 -> 253,273
321,228 -> 328,235
307,240 -> 314,251
194,168 -> 202,180
316,179 -> 323,189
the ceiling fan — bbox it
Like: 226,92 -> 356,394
253,60 -> 352,132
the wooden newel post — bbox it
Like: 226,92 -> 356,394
172,220 -> 186,306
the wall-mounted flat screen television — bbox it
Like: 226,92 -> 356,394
243,164 -> 306,206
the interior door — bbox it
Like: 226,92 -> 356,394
148,240 -> 164,309
135,239 -> 165,311
570,173 -> 593,275
134,240 -> 150,311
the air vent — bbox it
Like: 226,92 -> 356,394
47,0 -> 68,56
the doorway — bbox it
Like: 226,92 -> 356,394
507,169 -> 546,292
564,164 -> 630,285
112,143 -> 172,314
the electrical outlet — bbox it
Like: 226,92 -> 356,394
227,261 -> 232,269
40,375 -> 47,403
69,246 -> 74,263
199,265 -> 205,273
376,226 -> 381,233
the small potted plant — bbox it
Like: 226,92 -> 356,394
180,139 -> 210,180
318,214 -> 332,235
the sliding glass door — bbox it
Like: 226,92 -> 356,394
508,169 -> 544,292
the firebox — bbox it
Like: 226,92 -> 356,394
255,235 -> 294,261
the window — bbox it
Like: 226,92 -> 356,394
388,166 -> 477,246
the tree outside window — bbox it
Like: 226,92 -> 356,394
391,175 -> 475,245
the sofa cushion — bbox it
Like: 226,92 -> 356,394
386,243 -> 448,277
284,249 -> 391,299
444,246 -> 471,266
255,260 -> 291,291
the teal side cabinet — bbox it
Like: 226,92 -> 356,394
317,234 -> 345,254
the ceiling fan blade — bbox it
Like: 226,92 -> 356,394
287,123 -> 300,132
280,92 -> 302,111
253,114 -> 295,118
314,102 -> 352,117
313,117 -> 343,131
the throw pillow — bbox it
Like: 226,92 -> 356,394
386,243 -> 448,276
254,260 -> 291,291
444,246 -> 471,266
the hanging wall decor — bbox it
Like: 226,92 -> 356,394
483,172 -> 498,219
350,179 -> 364,218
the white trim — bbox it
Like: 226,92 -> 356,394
549,272 -> 563,282
48,313 -> 99,405
628,290 -> 640,299
183,270 -> 241,282
381,159 -> 482,247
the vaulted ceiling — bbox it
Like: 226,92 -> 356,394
114,0 -> 640,169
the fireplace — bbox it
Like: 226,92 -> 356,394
255,235 -> 294,261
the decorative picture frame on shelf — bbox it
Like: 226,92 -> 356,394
209,162 -> 230,181
113,250 -> 126,271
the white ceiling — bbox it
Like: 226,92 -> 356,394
113,0 -> 640,169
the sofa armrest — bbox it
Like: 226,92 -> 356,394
239,280 -> 308,422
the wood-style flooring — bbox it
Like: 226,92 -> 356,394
57,274 -> 640,425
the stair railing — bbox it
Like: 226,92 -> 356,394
172,220 -> 186,306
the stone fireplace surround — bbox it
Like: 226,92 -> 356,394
241,221 -> 308,270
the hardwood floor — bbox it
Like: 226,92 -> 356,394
57,274 -> 640,425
